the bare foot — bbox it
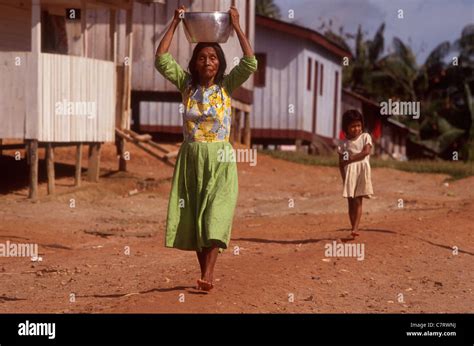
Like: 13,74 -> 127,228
351,231 -> 360,237
197,279 -> 214,291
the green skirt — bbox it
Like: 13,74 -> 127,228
165,141 -> 238,252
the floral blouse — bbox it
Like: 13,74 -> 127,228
155,52 -> 257,143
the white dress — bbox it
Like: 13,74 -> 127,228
338,133 -> 374,198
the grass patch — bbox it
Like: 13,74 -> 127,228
261,150 -> 474,180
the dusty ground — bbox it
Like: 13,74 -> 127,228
0,142 -> 473,313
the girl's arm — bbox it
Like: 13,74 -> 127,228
155,6 -> 184,57
229,6 -> 254,57
338,154 -> 346,182
348,144 -> 372,163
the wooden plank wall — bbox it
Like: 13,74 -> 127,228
39,5 -> 113,62
0,52 -> 30,139
0,2 -> 33,139
253,24 -> 343,139
307,43 -> 342,139
253,25 -> 303,134
85,8 -> 111,61
139,100 -> 182,128
0,0 -> 31,51
39,53 -> 116,142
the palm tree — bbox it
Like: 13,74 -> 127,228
447,24 -> 474,160
377,37 -> 419,101
378,37 -> 470,158
340,22 -> 473,160
464,81 -> 474,160
414,24 -> 474,160
343,24 -> 386,98
255,0 -> 281,19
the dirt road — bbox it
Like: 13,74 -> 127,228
0,143 -> 472,313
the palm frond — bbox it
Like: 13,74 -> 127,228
368,23 -> 385,63
424,41 -> 450,69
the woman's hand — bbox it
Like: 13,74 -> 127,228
229,6 -> 240,29
173,5 -> 185,23
156,6 -> 185,56
228,5 -> 253,56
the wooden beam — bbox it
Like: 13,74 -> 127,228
109,9 -> 117,64
116,134 -> 127,171
25,142 -> 29,165
46,143 -> 55,195
87,143 -> 101,182
130,133 -> 152,142
31,0 -> 41,54
122,6 -> 134,130
28,140 -> 38,200
235,109 -> 242,144
113,7 -> 124,170
231,98 -> 252,113
0,143 -> 30,151
230,107 -> 235,145
116,5 -> 134,155
75,143 -> 83,187
81,0 -> 88,57
1,142 -> 95,150
123,129 -> 172,154
110,8 -> 126,171
41,0 -> 132,10
142,140 -> 169,154
243,111 -> 251,148
96,0 -> 131,10
124,129 -> 153,143
115,66 -> 124,129
295,139 -> 303,152
164,150 -> 179,159
116,129 -> 174,167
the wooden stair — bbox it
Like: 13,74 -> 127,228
115,128 -> 180,167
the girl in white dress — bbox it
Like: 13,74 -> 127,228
338,110 -> 374,238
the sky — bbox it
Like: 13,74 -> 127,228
273,0 -> 474,64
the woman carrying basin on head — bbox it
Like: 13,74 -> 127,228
155,6 -> 257,291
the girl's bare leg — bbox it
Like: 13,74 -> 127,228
352,197 -> 363,234
347,198 -> 355,230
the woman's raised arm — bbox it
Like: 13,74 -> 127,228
155,6 -> 185,57
154,6 -> 189,93
229,6 -> 254,57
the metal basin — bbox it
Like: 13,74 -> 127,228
183,12 -> 232,43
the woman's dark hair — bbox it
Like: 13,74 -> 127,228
188,42 -> 227,89
342,109 -> 365,135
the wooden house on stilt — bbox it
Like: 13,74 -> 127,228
252,15 -> 414,159
0,0 -> 136,199
252,14 -> 351,152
